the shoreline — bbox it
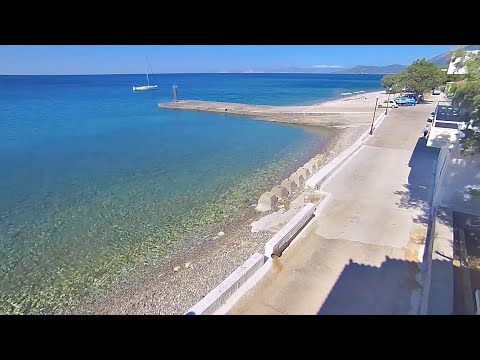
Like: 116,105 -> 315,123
73,89 -> 384,314
74,123 -> 369,315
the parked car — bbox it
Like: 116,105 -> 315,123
427,111 -> 435,122
402,92 -> 419,104
406,98 -> 416,106
378,99 -> 398,108
394,96 -> 416,106
432,88 -> 441,95
402,92 -> 417,99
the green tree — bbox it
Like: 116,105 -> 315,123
381,59 -> 446,95
381,74 -> 397,89
446,50 -> 480,200
455,51 -> 480,156
380,73 -> 402,94
395,59 -> 447,93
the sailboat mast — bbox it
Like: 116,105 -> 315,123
146,56 -> 149,86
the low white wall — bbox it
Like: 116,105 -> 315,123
476,289 -> 480,315
264,203 -> 316,257
417,146 -> 453,315
214,258 -> 274,315
185,252 -> 267,315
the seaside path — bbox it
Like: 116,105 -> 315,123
228,101 -> 441,315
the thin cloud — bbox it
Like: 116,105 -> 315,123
243,68 -> 261,73
311,65 -> 345,68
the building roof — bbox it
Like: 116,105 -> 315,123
435,105 -> 463,122
427,103 -> 466,148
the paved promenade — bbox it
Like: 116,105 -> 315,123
228,102 -> 441,315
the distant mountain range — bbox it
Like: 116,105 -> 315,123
334,64 -> 406,74
223,45 -> 480,74
428,45 -> 480,67
219,65 -> 345,73
221,64 -> 404,74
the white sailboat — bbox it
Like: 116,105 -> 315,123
133,56 -> 158,91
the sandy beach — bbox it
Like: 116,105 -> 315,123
75,90 -> 382,315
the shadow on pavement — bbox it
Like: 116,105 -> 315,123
317,256 -> 452,315
418,100 -> 435,104
394,137 -> 440,225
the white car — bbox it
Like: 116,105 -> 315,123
378,99 -> 398,108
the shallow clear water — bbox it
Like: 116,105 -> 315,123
0,73 -> 382,314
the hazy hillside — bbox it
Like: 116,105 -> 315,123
335,64 -> 405,74
227,46 -> 480,74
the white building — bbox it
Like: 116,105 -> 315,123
447,50 -> 480,75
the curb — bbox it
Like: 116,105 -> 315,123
214,258 -> 274,315
184,252 -> 267,315
264,203 -> 316,258
476,289 -> 480,315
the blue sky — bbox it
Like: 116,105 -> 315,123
0,45 -> 453,75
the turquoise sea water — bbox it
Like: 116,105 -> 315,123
0,73 -> 382,313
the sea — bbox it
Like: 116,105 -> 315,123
0,73 -> 383,314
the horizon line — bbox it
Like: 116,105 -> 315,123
0,71 -> 393,76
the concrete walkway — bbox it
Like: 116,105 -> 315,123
228,103 -> 442,315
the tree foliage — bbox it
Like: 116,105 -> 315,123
455,51 -> 480,155
381,74 -> 397,88
380,74 -> 402,93
399,59 -> 447,93
469,188 -> 480,201
381,59 -> 446,94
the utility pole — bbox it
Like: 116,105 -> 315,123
370,96 -> 379,135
